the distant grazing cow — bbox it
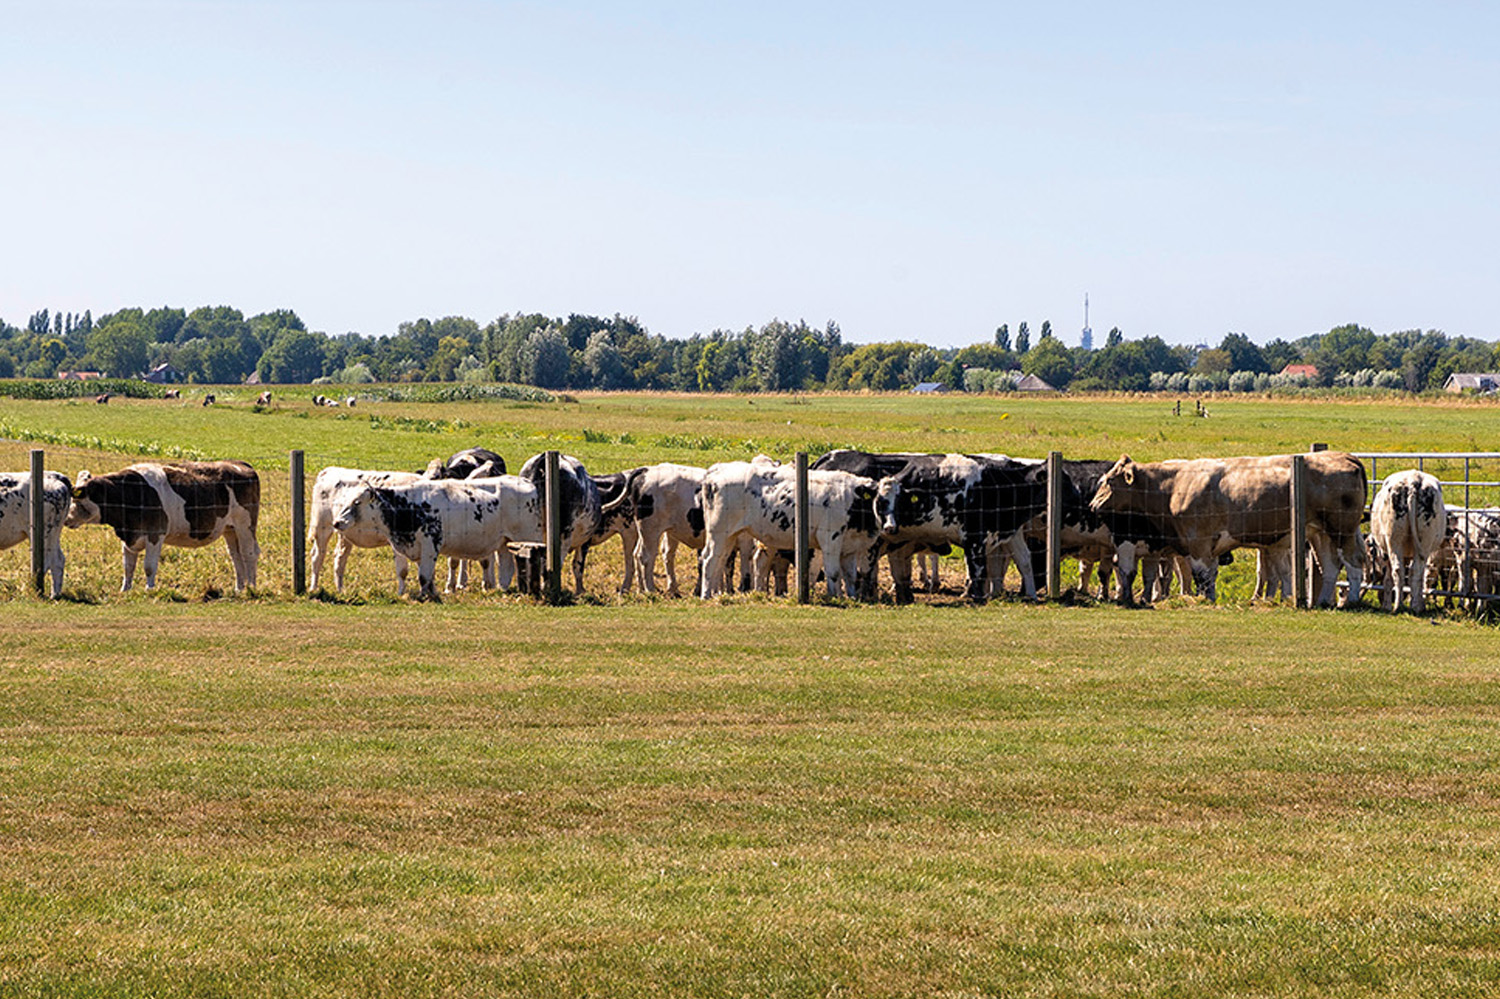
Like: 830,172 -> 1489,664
312,394 -> 328,407
65,460 -> 260,592
518,453 -> 603,594
1370,469 -> 1446,613
699,458 -> 880,599
164,389 -> 180,400
202,394 -> 216,407
345,396 -> 357,408
0,471 -> 72,598
330,475 -> 543,601
94,393 -> 110,404
1090,451 -> 1367,607
256,391 -> 272,406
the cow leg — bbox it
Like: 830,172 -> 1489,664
417,548 -> 440,602
1007,532 -> 1037,600
700,534 -> 729,598
572,546 -> 588,594
224,528 -> 249,592
394,553 -> 410,596
240,526 -> 259,589
1408,554 -> 1427,614
962,541 -> 989,603
446,558 -> 463,593
1112,543 -> 1138,605
331,535 -> 355,592
494,548 -> 516,589
1189,558 -> 1218,602
634,528 -> 660,594
142,539 -> 164,591
736,537 -> 755,592
309,525 -> 333,591
619,528 -> 639,593
120,544 -> 140,592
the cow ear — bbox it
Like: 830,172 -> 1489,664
1123,465 -> 1135,486
856,484 -> 876,502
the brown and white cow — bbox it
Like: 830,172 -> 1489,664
1369,469 -> 1445,613
1090,452 -> 1367,607
65,460 -> 260,592
0,471 -> 72,598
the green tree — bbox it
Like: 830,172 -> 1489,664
994,324 -> 1010,351
1021,336 -> 1074,389
87,320 -> 151,377
257,329 -> 328,383
1015,322 -> 1030,354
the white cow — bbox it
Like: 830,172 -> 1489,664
330,475 -> 543,601
0,471 -> 72,598
699,460 -> 880,599
1370,469 -> 1446,613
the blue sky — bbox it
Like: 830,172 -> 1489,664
3,1 -> 1496,348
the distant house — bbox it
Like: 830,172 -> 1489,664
143,362 -> 180,384
1444,372 -> 1500,394
57,370 -> 103,381
911,381 -> 948,394
1015,373 -> 1056,392
1280,364 -> 1319,379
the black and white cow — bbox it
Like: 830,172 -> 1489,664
518,452 -> 603,594
0,470 -> 72,598
622,462 -> 707,596
65,460 -> 260,592
810,450 -> 954,602
308,467 -> 428,593
330,475 -> 543,601
578,468 -> 645,593
874,454 -> 1052,603
699,458 -> 880,599
423,447 -> 507,481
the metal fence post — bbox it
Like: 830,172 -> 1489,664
795,452 -> 810,604
1290,454 -> 1309,608
544,450 -> 563,604
1046,450 -> 1063,601
30,449 -> 46,598
290,450 -> 306,595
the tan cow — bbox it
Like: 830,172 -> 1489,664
1090,451 -> 1367,607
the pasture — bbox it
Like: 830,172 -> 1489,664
2,388 -> 1500,996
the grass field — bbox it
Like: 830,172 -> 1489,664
2,389 -> 1500,996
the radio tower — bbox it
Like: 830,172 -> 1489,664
1080,294 -> 1093,351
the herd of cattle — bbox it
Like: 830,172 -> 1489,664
2,446 -> 1497,611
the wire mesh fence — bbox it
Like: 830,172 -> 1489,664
3,438 -> 1497,614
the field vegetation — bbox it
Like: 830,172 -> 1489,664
2,389 -> 1499,996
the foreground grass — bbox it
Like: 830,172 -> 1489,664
3,600 -> 1499,997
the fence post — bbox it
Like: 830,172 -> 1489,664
30,449 -> 46,598
1310,442 -> 1328,452
290,450 -> 306,595
1046,450 -> 1063,601
1290,454 -> 1309,608
795,452 -> 810,604
544,450 -> 563,604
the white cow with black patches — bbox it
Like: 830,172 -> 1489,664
330,476 -> 543,601
308,467 -> 430,594
699,460 -> 880,599
0,470 -> 72,598
518,453 -> 603,594
1370,469 -> 1446,613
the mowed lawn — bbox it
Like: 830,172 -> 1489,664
2,390 -> 1500,996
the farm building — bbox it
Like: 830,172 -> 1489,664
1015,373 -> 1056,392
910,381 -> 948,394
1443,372 -> 1500,393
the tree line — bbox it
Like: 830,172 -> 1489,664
1,306 -> 1494,394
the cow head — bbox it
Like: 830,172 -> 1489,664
875,474 -> 934,535
64,471 -> 101,528
848,482 -> 881,536
422,457 -> 448,479
1089,455 -> 1136,513
332,483 -> 379,534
